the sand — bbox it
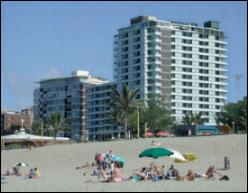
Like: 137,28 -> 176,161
1,134 -> 247,192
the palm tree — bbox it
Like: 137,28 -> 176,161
49,112 -> 70,143
193,112 -> 208,125
108,104 -> 124,139
182,113 -> 194,125
111,85 -> 138,139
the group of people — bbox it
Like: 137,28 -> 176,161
76,149 -> 229,183
76,149 -> 124,183
130,163 -> 228,182
2,166 -> 22,177
26,168 -> 41,179
2,166 -> 41,180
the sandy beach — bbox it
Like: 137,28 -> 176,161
1,134 -> 247,192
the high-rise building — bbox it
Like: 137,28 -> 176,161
86,82 -> 120,141
33,71 -> 107,139
113,16 -> 228,124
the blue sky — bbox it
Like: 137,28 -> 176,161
1,1 -> 247,111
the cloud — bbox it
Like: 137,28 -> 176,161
42,66 -> 63,79
2,66 -> 64,110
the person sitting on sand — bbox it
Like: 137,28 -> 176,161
13,166 -> 22,176
205,165 -> 222,179
185,169 -> 195,181
3,168 -> 12,176
99,162 -> 123,182
27,169 -> 35,179
131,167 -> 148,181
34,168 -> 41,179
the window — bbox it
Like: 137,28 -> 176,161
199,90 -> 209,95
182,60 -> 192,65
199,83 -> 209,88
121,54 -> 128,60
199,97 -> 209,102
133,44 -> 140,50
183,103 -> 192,108
182,39 -> 192,44
120,33 -> 128,39
199,76 -> 209,81
182,74 -> 192,79
133,29 -> 140,35
182,89 -> 192,94
182,96 -> 192,100
133,51 -> 140,57
199,48 -> 209,53
133,58 -> 140,64
199,34 -> 208,39
182,32 -> 192,37
147,57 -> 155,62
133,37 -> 140,43
182,53 -> 192,58
183,46 -> 192,51
121,47 -> 128,52
182,82 -> 192,86
199,55 -> 209,60
199,69 -> 209,74
121,40 -> 128,46
199,104 -> 209,109
182,67 -> 192,72
121,61 -> 128,66
199,62 -> 209,67
199,41 -> 209,46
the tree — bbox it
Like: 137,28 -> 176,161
49,112 -> 70,143
182,112 -> 208,126
216,96 -> 247,133
108,103 -> 124,139
111,85 -> 139,139
182,113 -> 194,125
143,99 -> 172,134
31,119 -> 46,135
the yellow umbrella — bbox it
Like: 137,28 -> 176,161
174,152 -> 198,163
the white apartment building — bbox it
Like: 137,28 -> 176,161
34,70 -> 107,140
113,16 -> 228,124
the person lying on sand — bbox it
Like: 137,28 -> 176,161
76,162 -> 96,170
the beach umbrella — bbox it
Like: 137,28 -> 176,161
144,132 -> 154,137
112,155 -> 125,164
167,149 -> 187,162
174,152 -> 198,163
156,131 -> 170,137
139,147 -> 173,159
16,162 -> 29,167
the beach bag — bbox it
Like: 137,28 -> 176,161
219,175 -> 229,181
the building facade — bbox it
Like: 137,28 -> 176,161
113,16 -> 228,124
33,71 -> 107,140
1,109 -> 33,135
86,82 -> 121,141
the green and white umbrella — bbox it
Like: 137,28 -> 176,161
139,147 -> 173,159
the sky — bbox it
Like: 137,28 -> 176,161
1,1 -> 247,111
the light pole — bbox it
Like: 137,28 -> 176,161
232,121 -> 235,134
137,106 -> 140,139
